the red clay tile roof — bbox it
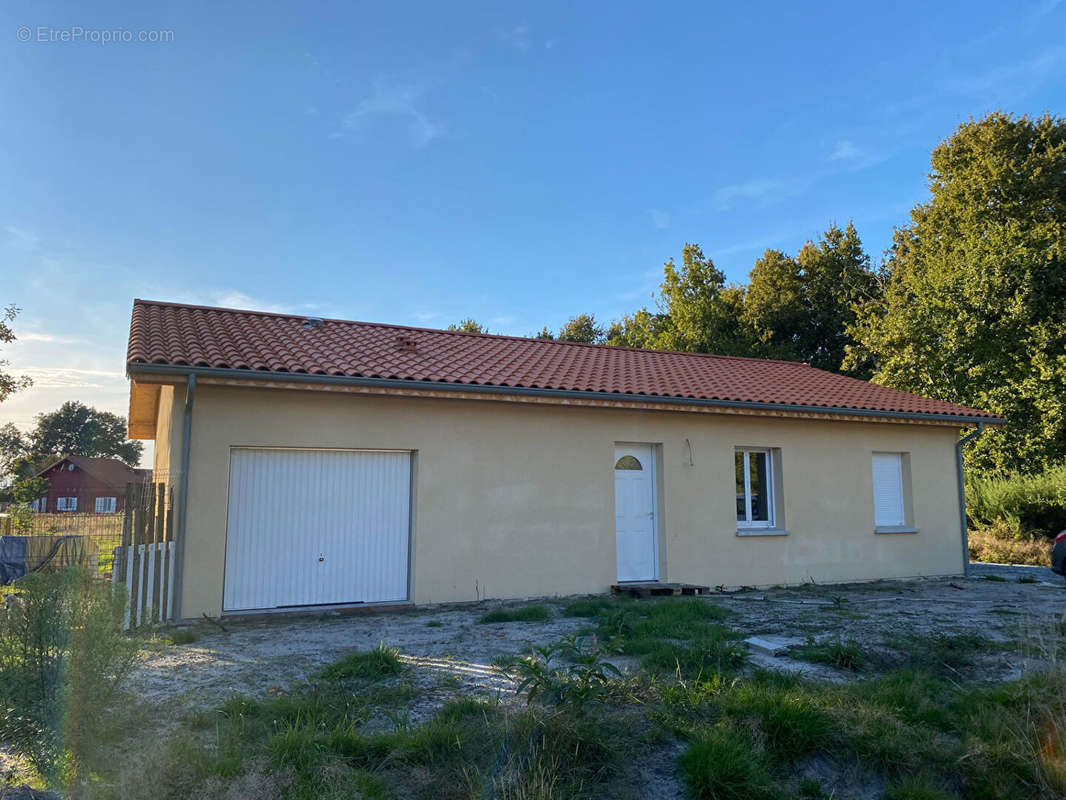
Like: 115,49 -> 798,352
127,299 -> 1002,422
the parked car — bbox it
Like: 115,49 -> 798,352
1052,530 -> 1066,583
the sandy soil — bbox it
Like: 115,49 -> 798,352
129,567 -> 1064,712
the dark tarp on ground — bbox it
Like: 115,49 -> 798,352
0,535 -> 98,584
0,536 -> 28,584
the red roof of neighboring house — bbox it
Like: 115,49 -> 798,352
37,456 -> 148,487
127,299 -> 1002,423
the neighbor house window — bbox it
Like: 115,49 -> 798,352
614,455 -> 643,470
735,448 -> 774,528
95,496 -> 117,513
56,497 -> 77,512
31,498 -> 46,512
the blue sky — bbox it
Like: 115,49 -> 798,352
1,0 -> 1064,462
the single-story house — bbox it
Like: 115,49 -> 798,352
125,299 -> 1003,620
31,455 -> 150,514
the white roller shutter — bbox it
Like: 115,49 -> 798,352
223,448 -> 411,611
871,452 -> 905,527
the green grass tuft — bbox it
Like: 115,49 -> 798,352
562,596 -> 617,617
790,637 -> 867,672
883,775 -> 956,800
677,729 -> 777,800
317,644 -> 402,682
167,628 -> 199,645
477,604 -> 552,624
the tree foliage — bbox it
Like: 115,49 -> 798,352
29,401 -> 143,466
556,314 -> 606,344
607,244 -> 755,355
447,319 -> 489,333
846,112 -> 1066,472
0,304 -> 33,403
746,223 -> 878,376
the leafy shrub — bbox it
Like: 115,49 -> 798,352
677,728 -> 777,800
478,604 -> 552,624
505,634 -> 622,710
967,463 -> 1066,538
968,520 -> 1051,566
0,567 -> 138,787
317,644 -> 402,682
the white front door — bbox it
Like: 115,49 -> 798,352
614,444 -> 657,582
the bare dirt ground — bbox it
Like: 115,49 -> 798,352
129,567 -> 1065,721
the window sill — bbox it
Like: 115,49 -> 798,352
874,526 -> 920,534
736,528 -> 790,537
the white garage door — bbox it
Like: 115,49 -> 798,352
223,448 -> 411,611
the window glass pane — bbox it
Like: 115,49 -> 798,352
735,451 -> 746,521
614,455 -> 642,470
749,451 -> 770,522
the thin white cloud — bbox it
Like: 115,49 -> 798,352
711,179 -> 785,212
12,332 -> 84,344
339,75 -> 444,148
940,46 -> 1065,98
828,140 -> 862,161
649,209 -> 670,230
501,24 -> 531,51
4,224 -> 40,250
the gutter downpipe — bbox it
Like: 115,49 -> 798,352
172,373 -> 196,623
956,421 -> 986,578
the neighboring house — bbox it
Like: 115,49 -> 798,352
32,456 -> 150,514
125,299 -> 1004,620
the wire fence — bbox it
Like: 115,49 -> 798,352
1,473 -> 176,584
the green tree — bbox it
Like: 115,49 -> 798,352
447,319 -> 489,333
0,421 -> 27,477
607,244 -> 755,355
556,314 -> 606,344
533,326 -> 555,340
0,305 -> 32,402
29,401 -> 143,466
745,223 -> 878,375
846,112 -> 1066,472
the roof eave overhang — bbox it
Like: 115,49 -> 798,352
126,362 -> 1005,427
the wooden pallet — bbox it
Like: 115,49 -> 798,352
610,582 -> 711,598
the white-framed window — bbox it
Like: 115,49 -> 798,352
735,448 -> 774,528
56,496 -> 78,512
31,497 -> 46,512
872,452 -> 906,528
95,496 -> 117,514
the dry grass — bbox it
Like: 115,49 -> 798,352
969,522 -> 1051,566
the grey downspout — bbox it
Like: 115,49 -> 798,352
172,373 -> 196,622
956,421 -> 986,578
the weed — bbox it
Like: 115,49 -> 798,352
677,728 -> 777,800
478,605 -> 552,624
791,637 -> 867,672
317,644 -> 402,682
561,596 -> 616,617
1018,575 -> 1039,584
797,776 -> 824,798
883,776 -> 955,800
168,629 -> 199,645
425,619 -> 445,627
0,567 -> 139,788
505,634 -> 622,710
723,683 -> 836,761
982,574 -> 1008,582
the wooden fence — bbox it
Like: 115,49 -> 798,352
112,482 -> 176,629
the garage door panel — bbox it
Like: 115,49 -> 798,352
223,448 -> 411,611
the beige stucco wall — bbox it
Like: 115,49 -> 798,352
175,384 -> 965,619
